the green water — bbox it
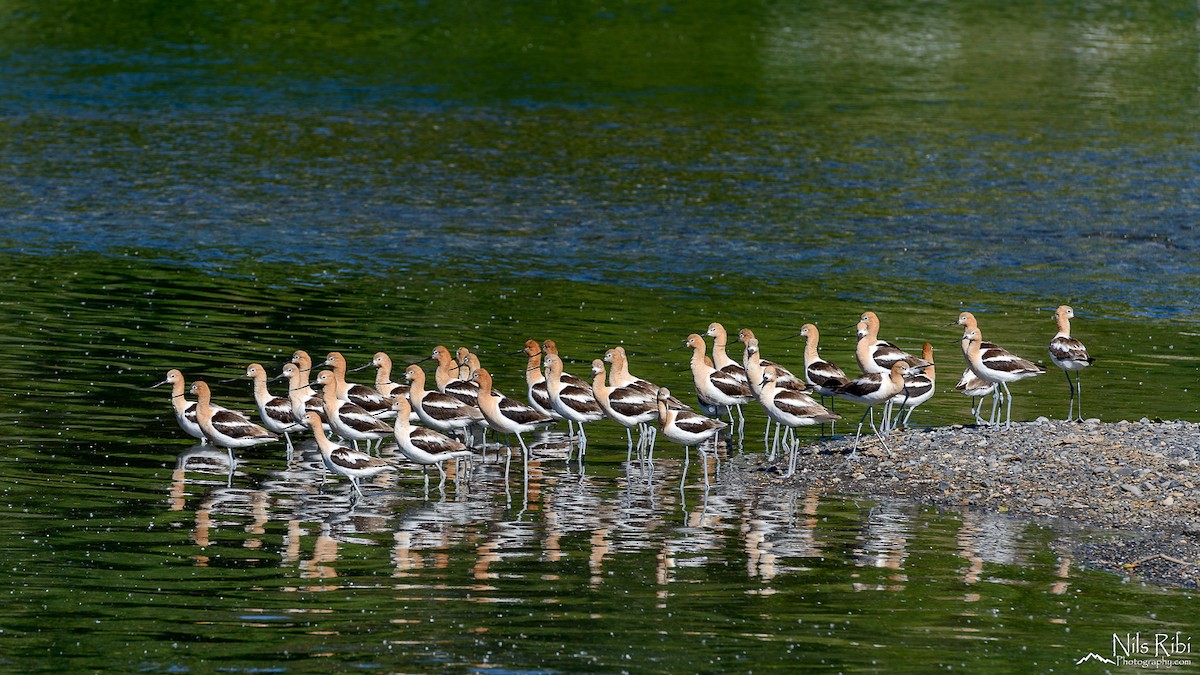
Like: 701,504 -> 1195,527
2,0 -> 1200,671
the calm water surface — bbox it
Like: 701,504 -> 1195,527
2,0 -> 1199,671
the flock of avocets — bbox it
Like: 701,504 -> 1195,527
154,307 -> 1092,496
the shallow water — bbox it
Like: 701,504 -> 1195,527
2,0 -> 1199,671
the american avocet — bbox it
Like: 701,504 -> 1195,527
475,368 -> 554,458
890,343 -> 935,429
797,324 -> 850,400
544,352 -> 605,454
289,350 -> 318,387
959,320 -> 1045,430
152,369 -> 214,443
522,339 -> 568,429
431,345 -> 460,392
190,380 -> 279,463
705,322 -> 753,391
235,363 -> 305,451
833,362 -> 920,457
736,329 -> 806,393
603,345 -> 686,408
591,358 -> 656,455
449,347 -> 487,403
281,362 -> 328,432
796,323 -> 850,436
756,369 -> 839,476
855,311 -> 931,374
543,339 -> 600,438
390,396 -> 474,488
315,370 -> 394,452
404,363 -> 484,439
540,340 -> 591,385
303,411 -> 393,498
954,369 -> 996,425
738,331 -> 806,444
322,352 -> 394,419
655,387 -> 727,485
367,351 -> 408,399
1049,305 -> 1094,422
685,333 -> 753,428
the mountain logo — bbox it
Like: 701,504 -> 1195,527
1075,652 -> 1116,665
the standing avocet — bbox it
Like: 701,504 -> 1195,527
390,396 -> 474,488
796,324 -> 850,403
739,332 -> 806,444
655,387 -> 727,485
833,362 -> 920,457
959,322 -> 1045,430
304,411 -> 393,498
955,369 -> 995,425
705,321 -> 753,399
890,343 -> 936,430
234,363 -> 305,451
854,311 -> 931,374
591,359 -> 656,455
543,353 -> 605,455
1048,305 -> 1094,421
521,339 -> 568,430
685,333 -> 753,432
756,369 -> 839,476
475,368 -> 554,458
315,370 -> 393,452
190,380 -> 279,464
795,323 -> 849,436
404,364 -> 484,440
152,369 -> 214,444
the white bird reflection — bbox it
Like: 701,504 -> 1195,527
166,438 -> 1074,603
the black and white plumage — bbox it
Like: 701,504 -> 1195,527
833,362 -> 917,456
281,362 -> 328,432
315,370 -> 393,452
686,334 -> 754,408
739,333 -> 807,444
955,368 -> 996,425
758,369 -> 839,476
240,363 -> 304,449
798,324 -> 850,397
544,352 -> 605,451
591,359 -> 658,453
706,322 -> 754,395
1049,305 -> 1094,422
304,411 -> 393,498
369,351 -> 415,420
475,368 -> 554,456
523,339 -> 566,425
890,343 -> 935,429
390,396 -> 474,487
190,380 -> 279,463
855,311 -> 931,375
405,364 -> 484,438
323,351 -> 395,419
152,369 -> 222,444
686,333 -> 751,436
961,325 -> 1045,430
737,329 -> 807,395
655,387 -> 727,471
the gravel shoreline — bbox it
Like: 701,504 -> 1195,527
739,418 -> 1200,588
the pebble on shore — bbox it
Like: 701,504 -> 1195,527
745,417 -> 1200,588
